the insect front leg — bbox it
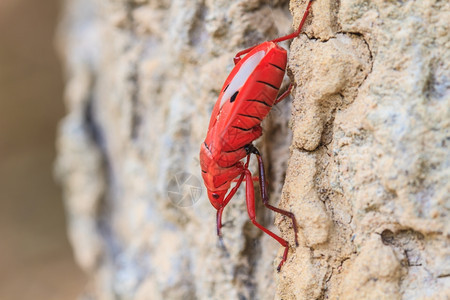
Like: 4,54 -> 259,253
243,168 -> 290,271
216,170 -> 246,237
233,0 -> 314,65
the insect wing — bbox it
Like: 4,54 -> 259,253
205,48 -> 265,152
206,49 -> 266,131
218,43 -> 287,151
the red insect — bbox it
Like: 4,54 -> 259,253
199,0 -> 314,271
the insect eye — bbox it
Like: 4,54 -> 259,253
212,193 -> 220,199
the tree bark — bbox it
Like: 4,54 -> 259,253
56,0 -> 449,299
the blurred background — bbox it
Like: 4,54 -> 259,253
0,0 -> 85,299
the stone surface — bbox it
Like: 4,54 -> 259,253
56,0 -> 449,299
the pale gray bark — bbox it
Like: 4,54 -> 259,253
56,0 -> 449,299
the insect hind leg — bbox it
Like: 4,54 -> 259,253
247,144 -> 299,246
243,168 -> 289,271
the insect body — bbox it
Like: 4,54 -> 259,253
199,0 -> 314,271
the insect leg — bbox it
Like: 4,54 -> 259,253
266,0 -> 314,44
233,0 -> 314,64
243,168 -> 289,271
232,175 -> 259,183
216,171 -> 246,237
248,145 -> 299,246
274,83 -> 293,105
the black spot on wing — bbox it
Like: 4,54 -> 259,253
202,170 -> 207,173
257,80 -> 279,90
230,91 -> 239,103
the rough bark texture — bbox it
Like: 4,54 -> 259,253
56,0 -> 449,299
